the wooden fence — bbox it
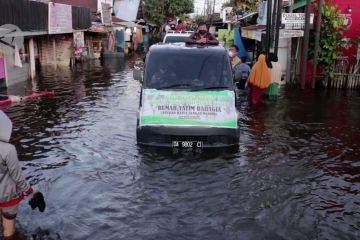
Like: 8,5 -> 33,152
330,73 -> 360,89
328,58 -> 360,89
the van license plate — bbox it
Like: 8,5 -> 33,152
172,141 -> 203,148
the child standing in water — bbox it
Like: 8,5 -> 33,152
0,111 -> 45,239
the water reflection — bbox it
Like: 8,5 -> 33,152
1,59 -> 359,239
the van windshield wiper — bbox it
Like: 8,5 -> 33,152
191,86 -> 230,91
156,83 -> 193,90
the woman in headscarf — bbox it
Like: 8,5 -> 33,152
264,53 -> 284,100
246,53 -> 271,105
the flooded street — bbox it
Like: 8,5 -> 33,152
1,58 -> 360,240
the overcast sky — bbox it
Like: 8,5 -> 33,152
193,0 -> 227,15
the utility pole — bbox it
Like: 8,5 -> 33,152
265,0 -> 273,56
274,0 -> 283,55
300,0 -> 311,90
271,0 -> 278,49
312,0 -> 323,89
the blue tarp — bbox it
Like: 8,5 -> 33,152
233,27 -> 250,60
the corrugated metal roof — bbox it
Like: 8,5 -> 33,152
53,0 -> 97,11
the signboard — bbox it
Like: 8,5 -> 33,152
282,13 -> 314,29
279,29 -> 304,38
101,3 -> 112,25
73,32 -> 85,57
114,0 -> 140,22
140,90 -> 238,128
0,52 -> 5,79
48,3 -> 72,34
98,0 -> 113,13
241,29 -> 263,42
222,7 -> 235,23
257,1 -> 268,25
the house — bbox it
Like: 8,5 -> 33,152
0,0 -> 91,88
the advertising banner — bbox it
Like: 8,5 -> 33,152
114,0 -> 140,22
257,1 -> 267,25
140,90 -> 238,128
101,2 -> 112,25
98,0 -> 114,13
48,3 -> 72,34
73,32 -> 85,57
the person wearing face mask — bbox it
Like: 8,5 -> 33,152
229,44 -> 241,68
234,56 -> 251,90
186,22 -> 219,45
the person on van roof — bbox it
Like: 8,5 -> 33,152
186,22 -> 219,45
0,111 -> 46,239
190,21 -> 198,31
176,20 -> 187,32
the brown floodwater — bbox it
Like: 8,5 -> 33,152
1,57 -> 359,240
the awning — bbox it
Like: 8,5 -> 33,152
241,26 -> 266,41
115,21 -> 145,28
0,29 -> 47,37
292,0 -> 315,11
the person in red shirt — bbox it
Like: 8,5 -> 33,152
175,20 -> 187,32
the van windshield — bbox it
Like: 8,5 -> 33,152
144,52 -> 233,90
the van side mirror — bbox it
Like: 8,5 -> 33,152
133,69 -> 143,82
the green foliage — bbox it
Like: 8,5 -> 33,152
222,1 -> 234,10
222,0 -> 257,11
315,1 -> 348,82
144,0 -> 193,24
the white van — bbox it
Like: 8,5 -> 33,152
134,43 -> 239,148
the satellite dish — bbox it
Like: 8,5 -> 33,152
0,24 -> 24,55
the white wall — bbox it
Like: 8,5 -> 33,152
273,38 -> 289,74
114,0 -> 140,21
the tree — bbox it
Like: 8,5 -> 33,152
144,0 -> 194,24
312,1 -> 348,83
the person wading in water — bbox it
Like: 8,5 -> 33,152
0,111 -> 45,239
246,53 -> 271,105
